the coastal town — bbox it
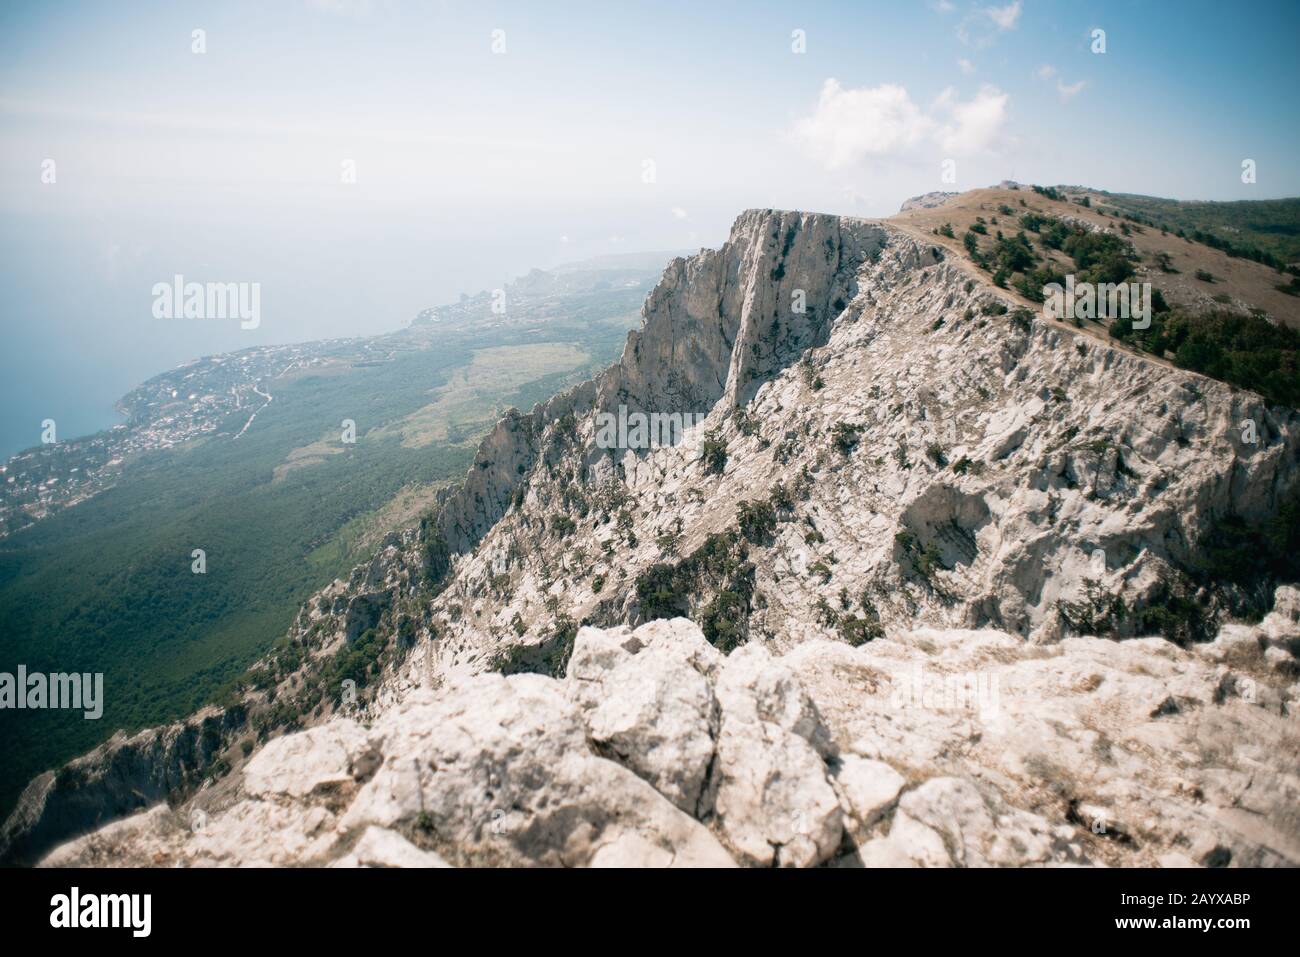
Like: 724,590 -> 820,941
0,342 -> 340,538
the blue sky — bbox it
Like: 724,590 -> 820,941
1,0 -> 1298,455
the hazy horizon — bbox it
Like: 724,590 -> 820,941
4,0 -> 1298,458
0,238 -> 706,459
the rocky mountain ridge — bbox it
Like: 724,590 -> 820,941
7,203 -> 1299,867
402,206 -> 1297,680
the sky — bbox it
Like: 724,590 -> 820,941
2,0 -> 1298,457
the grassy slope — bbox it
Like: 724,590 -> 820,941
889,185 -> 1300,331
1095,193 -> 1300,264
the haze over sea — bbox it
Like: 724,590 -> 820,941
4,0 -> 1297,458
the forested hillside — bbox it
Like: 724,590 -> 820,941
0,262 -> 654,820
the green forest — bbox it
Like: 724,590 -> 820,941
1097,193 -> 1300,265
0,284 -> 644,820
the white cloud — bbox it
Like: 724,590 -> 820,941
933,0 -> 957,12
792,79 -> 1008,169
1056,79 -> 1086,103
958,58 -> 976,75
670,206 -> 688,219
959,1 -> 1022,45
792,80 -> 933,169
985,1 -> 1022,31
935,85 -> 1010,154
1033,64 -> 1086,103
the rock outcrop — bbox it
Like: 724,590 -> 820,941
40,612 -> 1300,867
899,191 -> 959,212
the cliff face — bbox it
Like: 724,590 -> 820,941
595,210 -> 887,414
9,207 -> 1300,867
0,706 -> 239,865
403,210 -> 1297,687
431,210 -> 887,554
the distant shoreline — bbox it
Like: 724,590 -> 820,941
0,407 -> 127,465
